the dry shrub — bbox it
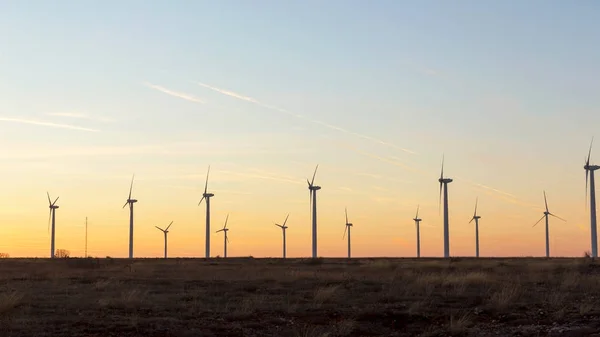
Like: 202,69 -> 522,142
449,312 -> 471,334
313,285 -> 340,308
489,283 -> 520,311
335,319 -> 355,336
0,292 -> 24,315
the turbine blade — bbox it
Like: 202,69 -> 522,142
345,207 -> 348,224
440,155 -> 444,179
469,217 -> 474,224
588,136 -> 594,164
53,196 -> 59,206
226,235 -> 230,244
122,201 -> 128,209
343,224 -> 347,239
224,214 -> 229,228
47,192 -> 51,205
586,169 -> 589,209
47,209 -> 51,234
204,165 -> 210,194
474,197 -> 478,217
128,174 -> 135,200
155,226 -> 163,231
543,190 -> 549,213
275,223 -> 282,228
550,213 -> 567,222
198,195 -> 205,206
438,182 -> 442,215
311,164 -> 319,185
165,221 -> 173,231
216,229 -> 223,233
283,213 -> 289,227
415,205 -> 419,218
533,215 -> 545,227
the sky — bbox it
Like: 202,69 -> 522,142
1,1 -> 599,258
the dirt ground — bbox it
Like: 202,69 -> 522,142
1,257 -> 600,337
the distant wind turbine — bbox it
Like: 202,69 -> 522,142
343,208 -> 353,258
438,156 -> 453,258
469,198 -> 481,258
198,165 -> 214,258
122,175 -> 137,259
307,165 -> 321,258
47,192 -> 59,258
216,214 -> 230,258
585,138 -> 599,257
413,205 -> 422,258
275,214 -> 290,258
533,191 -> 565,258
155,221 -> 173,259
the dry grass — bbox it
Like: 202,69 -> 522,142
0,258 -> 599,336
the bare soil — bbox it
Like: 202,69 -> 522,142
1,257 -> 600,336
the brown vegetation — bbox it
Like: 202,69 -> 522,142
0,257 -> 599,336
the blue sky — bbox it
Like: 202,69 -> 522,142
0,1 -> 599,257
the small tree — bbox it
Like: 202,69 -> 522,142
0,253 -> 10,258
55,249 -> 70,258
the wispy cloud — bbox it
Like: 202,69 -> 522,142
45,112 -> 115,123
219,170 -> 303,186
0,117 -> 99,132
144,82 -> 204,104
195,81 -> 415,154
337,143 -> 423,174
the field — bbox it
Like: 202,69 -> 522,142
1,258 -> 600,337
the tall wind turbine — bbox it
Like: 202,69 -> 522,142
438,156 -> 453,258
307,165 -> 321,258
198,165 -> 214,258
413,205 -> 422,258
469,198 -> 481,258
122,175 -> 137,259
47,192 -> 59,258
216,214 -> 229,258
585,138 -> 599,257
275,214 -> 290,258
343,208 -> 353,258
155,221 -> 173,259
533,191 -> 565,258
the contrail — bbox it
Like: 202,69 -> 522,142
336,142 -> 423,174
0,117 -> 99,132
144,82 -> 204,104
45,112 -> 115,123
195,81 -> 415,154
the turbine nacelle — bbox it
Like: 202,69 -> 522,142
413,218 -> 422,222
439,178 -> 453,183
203,193 -> 215,198
584,164 -> 600,171
308,185 -> 321,191
127,199 -> 138,204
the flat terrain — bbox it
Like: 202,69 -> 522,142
1,258 -> 600,337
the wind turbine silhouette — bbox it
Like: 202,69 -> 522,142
533,191 -> 565,258
198,166 -> 214,258
122,175 -> 137,259
585,138 -> 599,258
343,208 -> 353,258
307,165 -> 321,258
469,198 -> 481,258
413,205 -> 422,258
438,156 -> 453,258
216,214 -> 229,258
275,214 -> 290,258
47,192 -> 59,258
155,221 -> 173,259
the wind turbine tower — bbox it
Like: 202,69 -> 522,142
216,214 -> 230,258
533,191 -> 565,258
307,165 -> 321,258
275,214 -> 290,258
122,175 -> 137,259
438,156 -> 453,258
155,221 -> 173,259
585,138 -> 600,258
198,166 -> 215,258
413,205 -> 422,258
343,208 -> 353,258
47,192 -> 59,258
469,198 -> 481,258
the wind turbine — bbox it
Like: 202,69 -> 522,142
585,138 -> 599,258
413,205 -> 422,258
122,175 -> 137,259
343,208 -> 353,258
198,165 -> 214,258
155,221 -> 173,259
275,214 -> 290,258
216,214 -> 229,258
469,198 -> 481,258
307,165 -> 321,258
438,156 -> 453,258
47,192 -> 59,258
533,191 -> 566,258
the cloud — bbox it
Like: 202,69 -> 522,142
144,82 -> 204,104
218,170 -> 304,186
195,81 -> 415,154
0,117 -> 99,132
45,112 -> 115,123
336,143 -> 423,174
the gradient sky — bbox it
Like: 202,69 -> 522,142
1,1 -> 599,258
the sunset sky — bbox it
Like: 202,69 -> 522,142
1,1 -> 599,258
